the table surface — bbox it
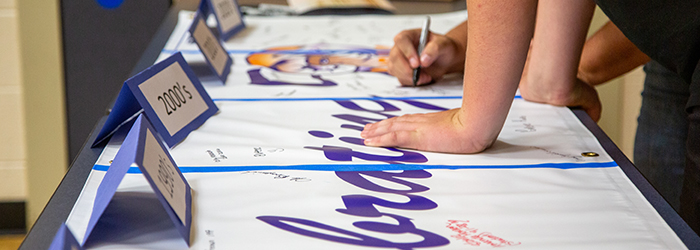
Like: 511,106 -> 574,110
19,1 -> 700,249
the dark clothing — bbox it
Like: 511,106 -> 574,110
681,107 -> 700,233
635,61 -> 689,211
595,0 -> 700,110
683,63 -> 700,233
594,0 -> 700,234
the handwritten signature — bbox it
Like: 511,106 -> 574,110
242,171 -> 311,182
254,147 -> 285,157
512,115 -> 536,132
206,148 -> 228,162
446,220 -> 520,247
529,146 -> 583,162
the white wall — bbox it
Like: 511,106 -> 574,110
0,0 -> 27,202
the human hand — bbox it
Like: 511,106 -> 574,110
361,108 -> 496,153
517,0 -> 599,122
388,29 -> 465,86
519,73 -> 602,121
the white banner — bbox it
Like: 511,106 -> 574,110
65,11 -> 686,249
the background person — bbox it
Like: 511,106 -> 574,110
362,0 -> 700,232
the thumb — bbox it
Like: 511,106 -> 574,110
419,40 -> 440,68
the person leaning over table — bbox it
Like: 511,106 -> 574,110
388,2 -> 689,213
390,6 -> 694,214
532,19 -> 690,213
361,0 -> 700,234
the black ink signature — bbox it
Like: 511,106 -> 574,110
242,171 -> 311,182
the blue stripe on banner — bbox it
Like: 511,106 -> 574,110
213,96 -> 461,102
92,161 -> 618,173
213,96 -> 521,102
164,49 -> 254,54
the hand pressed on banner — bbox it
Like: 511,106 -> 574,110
519,75 -> 602,122
519,40 -> 602,122
361,108 -> 496,154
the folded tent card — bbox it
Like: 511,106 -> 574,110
49,224 -> 83,250
84,114 -> 193,247
189,11 -> 233,84
93,0 -> 242,147
82,17 -> 232,247
87,51 -> 209,247
92,52 -> 219,148
198,0 -> 246,41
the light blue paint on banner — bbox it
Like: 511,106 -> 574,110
212,96 -> 521,102
93,161 -> 619,174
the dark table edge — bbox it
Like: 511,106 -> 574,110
20,4 -> 700,249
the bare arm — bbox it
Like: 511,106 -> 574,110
518,0 -> 600,120
362,0 -> 537,153
459,0 -> 538,149
578,21 -> 650,85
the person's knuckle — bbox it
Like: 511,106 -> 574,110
387,60 -> 395,70
394,32 -> 409,43
387,131 -> 400,144
397,114 -> 413,121
395,131 -> 412,145
384,118 -> 396,129
390,46 -> 400,55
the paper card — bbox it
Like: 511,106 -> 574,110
205,0 -> 246,41
49,224 -> 83,250
92,85 -> 143,147
136,124 -> 191,229
198,0 -> 210,16
189,12 -> 233,84
93,52 -> 219,148
84,114 -> 192,246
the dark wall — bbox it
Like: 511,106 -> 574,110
61,0 -> 171,161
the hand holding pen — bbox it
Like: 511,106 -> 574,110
387,19 -> 467,87
413,17 -> 431,86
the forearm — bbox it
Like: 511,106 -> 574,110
461,0 -> 537,147
523,0 -> 595,105
578,22 -> 650,85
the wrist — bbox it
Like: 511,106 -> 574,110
576,65 -> 597,85
455,107 -> 501,152
524,68 -> 581,106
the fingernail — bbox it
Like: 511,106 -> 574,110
409,58 -> 419,68
363,138 -> 373,145
360,125 -> 370,137
420,54 -> 431,64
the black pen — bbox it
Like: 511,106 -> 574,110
413,16 -> 431,87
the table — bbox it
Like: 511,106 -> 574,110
20,1 -> 700,249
